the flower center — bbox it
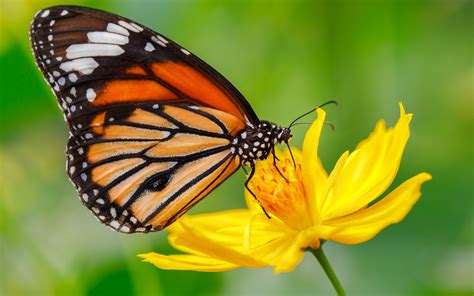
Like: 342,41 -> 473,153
248,152 -> 313,230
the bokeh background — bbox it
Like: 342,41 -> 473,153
1,0 -> 472,295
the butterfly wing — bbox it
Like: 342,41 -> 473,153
30,5 -> 253,232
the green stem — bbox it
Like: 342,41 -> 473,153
309,245 -> 346,296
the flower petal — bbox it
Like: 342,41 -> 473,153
166,211 -> 268,267
325,172 -> 432,244
302,108 -> 329,222
323,103 -> 413,219
138,253 -> 239,272
244,213 -> 304,273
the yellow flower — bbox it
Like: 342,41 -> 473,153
139,103 -> 431,273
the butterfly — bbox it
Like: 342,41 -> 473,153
29,5 -> 297,233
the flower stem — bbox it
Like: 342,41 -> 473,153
309,245 -> 346,296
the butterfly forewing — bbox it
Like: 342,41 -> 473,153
30,6 -> 254,232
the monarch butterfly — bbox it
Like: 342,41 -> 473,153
30,6 -> 328,233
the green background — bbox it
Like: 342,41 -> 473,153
1,0 -> 472,295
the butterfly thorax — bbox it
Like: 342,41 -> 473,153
231,121 -> 292,166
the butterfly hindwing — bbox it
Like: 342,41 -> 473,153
30,5 -> 254,232
67,103 -> 241,232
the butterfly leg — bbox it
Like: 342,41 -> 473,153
244,164 -> 271,219
286,142 -> 297,169
272,146 -> 289,183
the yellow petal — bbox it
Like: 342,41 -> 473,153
325,172 -> 432,244
244,214 -> 305,273
138,253 -> 239,272
322,103 -> 413,219
166,211 -> 267,267
302,108 -> 329,222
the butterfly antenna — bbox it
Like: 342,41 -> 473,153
324,121 -> 335,131
288,100 -> 338,128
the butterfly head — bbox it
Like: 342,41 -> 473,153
276,127 -> 292,144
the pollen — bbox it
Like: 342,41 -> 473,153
248,152 -> 313,230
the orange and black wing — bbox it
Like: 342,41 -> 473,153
29,5 -> 253,232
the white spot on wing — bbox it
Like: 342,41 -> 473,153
110,220 -> 120,229
118,20 -> 141,33
151,36 -> 166,47
60,58 -> 99,75
106,23 -> 130,36
180,48 -> 191,55
68,73 -> 78,82
86,88 -> 96,101
144,42 -> 155,52
60,10 -> 68,16
130,23 -> 143,32
87,31 -> 129,45
66,44 -> 124,59
41,10 -> 50,17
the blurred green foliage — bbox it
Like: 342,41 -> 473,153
1,0 -> 472,295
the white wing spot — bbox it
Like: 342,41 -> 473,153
68,73 -> 78,82
96,198 -> 105,205
77,147 -> 84,155
118,20 -> 141,33
70,87 -> 77,96
144,42 -> 155,52
106,23 -> 129,36
69,166 -> 75,174
180,48 -> 191,55
151,36 -> 166,47
53,71 -> 60,77
66,44 -> 125,59
41,10 -> 50,17
82,193 -> 89,202
87,31 -> 129,45
110,220 -> 120,229
60,10 -> 68,16
49,20 -> 55,26
57,77 -> 65,86
157,35 -> 169,44
81,173 -> 87,181
130,23 -> 143,32
86,88 -> 96,101
60,58 -> 99,75
48,35 -> 53,41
